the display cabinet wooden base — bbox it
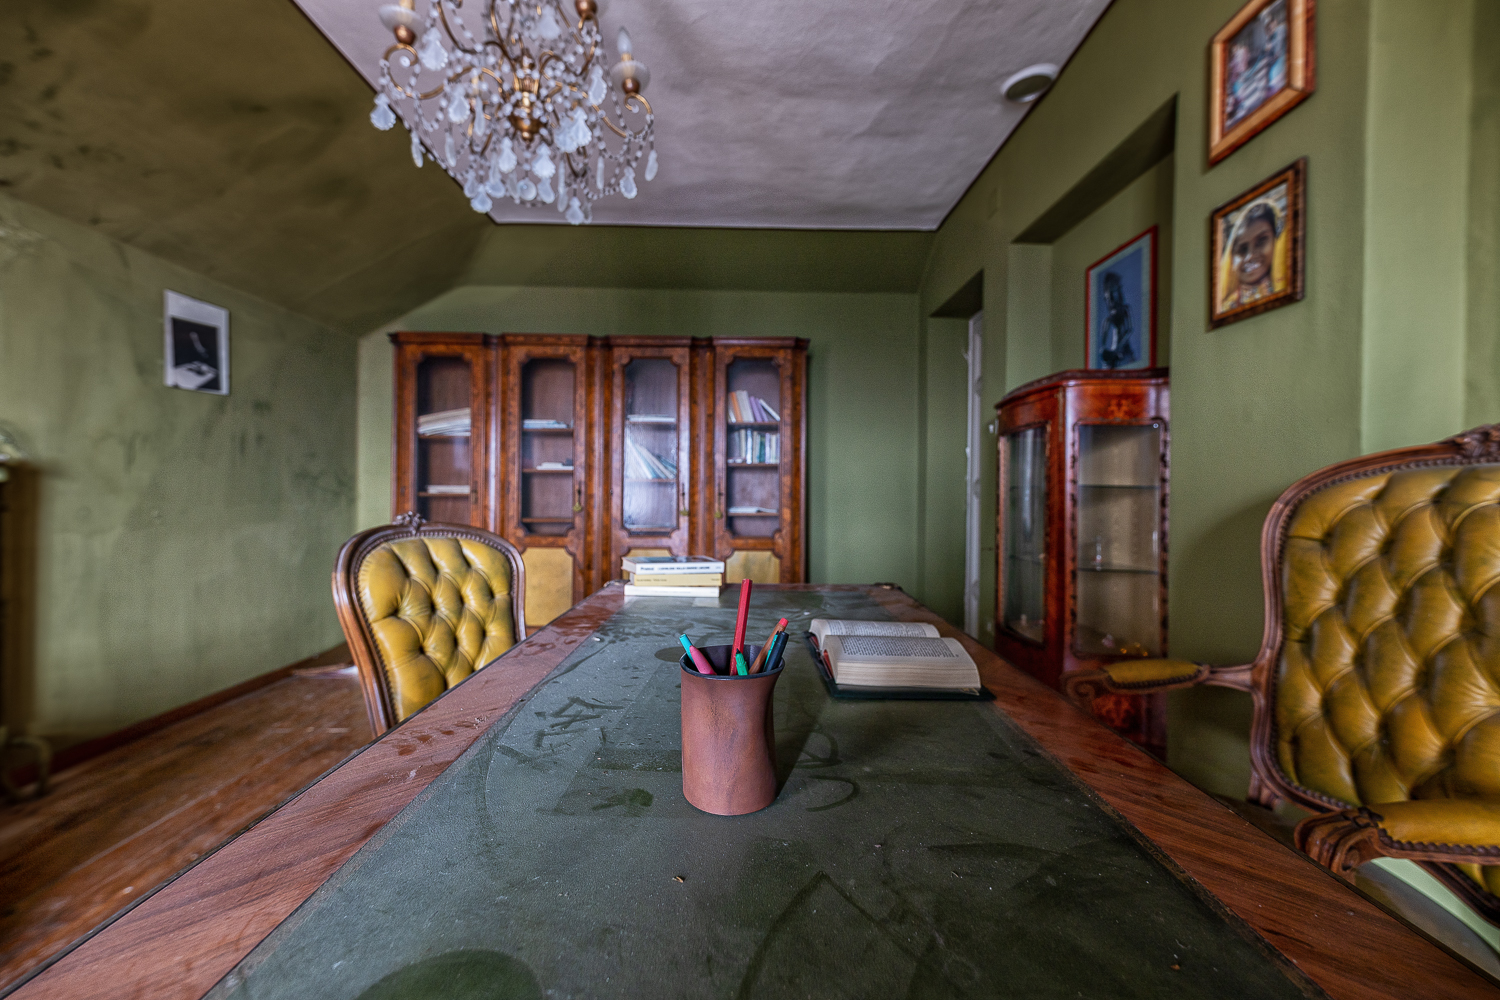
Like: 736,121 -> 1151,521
393,334 -> 808,630
994,369 -> 1169,757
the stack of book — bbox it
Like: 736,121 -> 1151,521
622,556 -> 725,596
417,407 -> 471,437
624,434 -> 677,480
727,390 -> 779,424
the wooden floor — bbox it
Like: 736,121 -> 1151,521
0,667 -> 370,993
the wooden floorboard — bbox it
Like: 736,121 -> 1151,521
0,668 -> 370,994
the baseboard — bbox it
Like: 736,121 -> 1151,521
6,642 -> 352,788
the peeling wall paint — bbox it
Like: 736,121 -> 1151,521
0,192 -> 355,744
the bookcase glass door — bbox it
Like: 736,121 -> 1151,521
415,356 -> 474,524
1074,422 -> 1163,657
1002,425 -> 1047,642
520,358 -> 578,538
623,358 -> 683,533
724,359 -> 782,539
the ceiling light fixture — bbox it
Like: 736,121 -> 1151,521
1001,63 -> 1058,104
371,0 -> 657,225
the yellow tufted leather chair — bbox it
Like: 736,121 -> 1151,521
333,512 -> 525,735
1064,426 -> 1500,923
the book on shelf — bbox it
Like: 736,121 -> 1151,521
623,584 -> 722,597
627,414 -> 677,424
417,407 -> 471,437
522,418 -> 571,430
623,434 -> 677,480
727,428 -> 779,464
727,505 -> 777,515
424,484 -> 470,495
621,556 -> 725,575
533,461 -> 573,471
728,390 -> 780,424
808,619 -> 981,692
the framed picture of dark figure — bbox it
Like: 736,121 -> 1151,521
164,290 -> 230,394
1085,227 -> 1156,371
1209,0 -> 1315,165
1210,158 -> 1306,328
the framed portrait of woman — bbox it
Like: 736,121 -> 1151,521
1209,0 -> 1315,165
1209,158 -> 1306,328
1085,227 -> 1156,370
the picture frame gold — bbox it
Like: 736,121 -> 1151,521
1209,0 -> 1315,165
1209,158 -> 1306,329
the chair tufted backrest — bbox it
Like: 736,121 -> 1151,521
1274,463 -> 1500,809
334,517 -> 525,734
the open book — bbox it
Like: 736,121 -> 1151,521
808,619 -> 981,692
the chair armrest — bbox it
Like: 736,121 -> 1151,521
1296,801 -> 1500,878
1063,659 -> 1225,709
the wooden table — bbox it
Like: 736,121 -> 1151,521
10,585 -> 1496,998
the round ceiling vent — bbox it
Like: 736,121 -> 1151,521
1002,63 -> 1059,104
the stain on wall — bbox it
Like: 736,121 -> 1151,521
0,191 -> 355,744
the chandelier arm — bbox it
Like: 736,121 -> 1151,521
381,44 -> 453,101
488,2 -> 519,64
437,2 -> 486,58
590,94 -> 653,139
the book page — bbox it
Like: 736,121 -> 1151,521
809,618 -> 940,646
837,636 -> 957,660
823,635 -> 980,691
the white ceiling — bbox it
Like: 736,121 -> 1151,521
293,0 -> 1111,230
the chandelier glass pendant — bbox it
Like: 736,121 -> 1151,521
370,0 -> 657,225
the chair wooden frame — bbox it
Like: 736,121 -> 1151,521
332,511 -> 526,736
1065,424 -> 1500,922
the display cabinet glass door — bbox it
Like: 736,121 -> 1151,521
1074,422 -> 1164,657
1002,425 -> 1048,642
415,356 -> 476,524
519,358 -> 579,537
622,358 -> 685,533
723,358 -> 782,539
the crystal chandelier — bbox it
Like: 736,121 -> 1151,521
370,0 -> 657,225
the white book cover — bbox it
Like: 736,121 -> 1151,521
623,584 -> 723,597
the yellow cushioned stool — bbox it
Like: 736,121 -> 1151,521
333,512 -> 525,735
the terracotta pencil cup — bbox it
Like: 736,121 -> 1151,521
679,644 -> 782,816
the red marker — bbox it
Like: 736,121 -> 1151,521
733,579 -> 753,657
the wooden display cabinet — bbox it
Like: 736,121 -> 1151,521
391,333 -> 808,629
710,339 -> 807,584
994,368 -> 1170,757
392,334 -> 490,528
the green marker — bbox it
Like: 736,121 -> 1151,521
734,651 -> 749,676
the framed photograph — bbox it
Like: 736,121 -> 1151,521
1209,0 -> 1315,165
164,291 -> 229,395
1209,158 -> 1306,328
1085,227 -> 1156,371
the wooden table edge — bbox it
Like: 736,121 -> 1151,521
12,583 -> 1495,999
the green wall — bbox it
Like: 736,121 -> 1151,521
357,286 -> 924,591
0,192 -> 355,743
918,0 -> 1500,798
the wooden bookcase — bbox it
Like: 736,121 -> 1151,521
391,333 -> 808,629
994,368 -> 1170,757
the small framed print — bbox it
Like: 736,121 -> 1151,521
1209,158 -> 1306,328
1085,227 -> 1156,371
1209,0 -> 1315,165
164,291 -> 229,395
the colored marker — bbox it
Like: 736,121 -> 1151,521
732,579 -> 753,656
764,631 -> 789,672
734,651 -> 749,676
678,634 -> 715,675
749,618 -> 789,673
